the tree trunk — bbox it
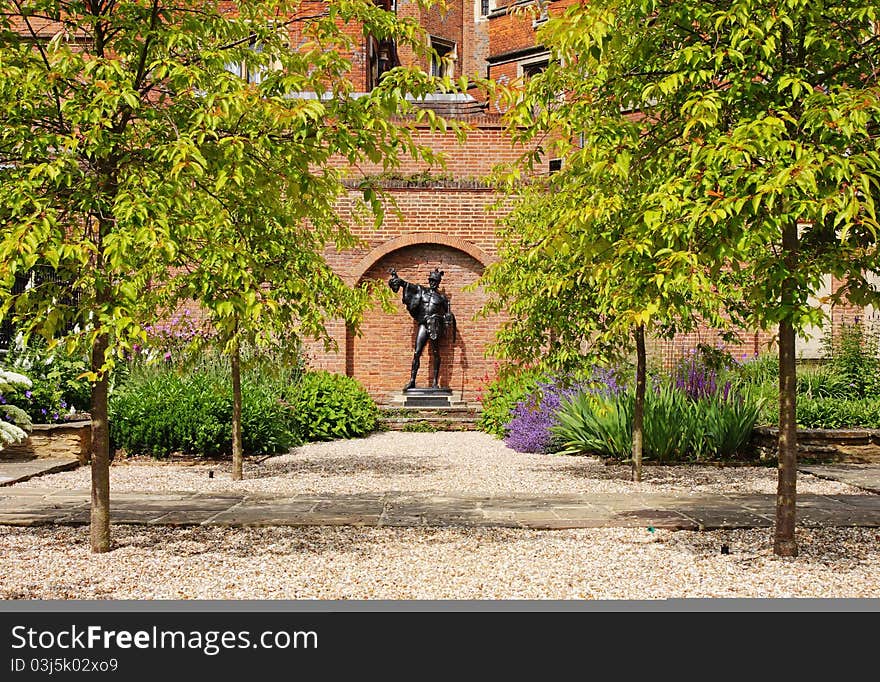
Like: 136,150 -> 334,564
775,222 -> 799,557
90,332 -> 111,553
631,324 -> 646,483
231,340 -> 243,481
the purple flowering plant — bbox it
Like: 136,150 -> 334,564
672,349 -> 734,402
503,368 -> 624,454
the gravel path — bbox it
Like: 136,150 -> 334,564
11,431 -> 866,497
3,432 -> 877,599
1,525 -> 878,599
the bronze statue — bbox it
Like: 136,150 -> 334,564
389,268 -> 456,390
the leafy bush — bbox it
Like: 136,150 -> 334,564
504,378 -> 580,453
292,371 -> 378,442
553,379 -> 763,462
795,396 -> 880,429
476,368 -> 546,437
553,390 -> 633,459
110,361 -> 301,458
0,368 -> 33,448
503,369 -> 622,454
734,353 -> 778,386
1,337 -> 89,422
821,322 -> 880,399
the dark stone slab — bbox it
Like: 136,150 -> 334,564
403,396 -> 453,408
205,512 -> 381,526
800,465 -> 880,494
675,510 -> 775,529
517,518 -> 606,530
377,514 -> 426,527
403,387 -> 453,396
0,457 -> 80,486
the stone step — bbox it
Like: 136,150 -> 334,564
380,405 -> 481,417
380,418 -> 480,432
378,406 -> 481,432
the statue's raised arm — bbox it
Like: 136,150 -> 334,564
388,269 -> 405,293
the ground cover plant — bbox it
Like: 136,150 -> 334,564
736,323 -> 880,429
0,337 -> 90,424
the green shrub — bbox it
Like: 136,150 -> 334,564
292,370 -> 378,441
553,390 -> 633,459
734,353 -> 779,386
822,322 -> 880,399
1,338 -> 90,422
110,362 -> 300,458
476,368 -> 547,437
795,396 -> 880,429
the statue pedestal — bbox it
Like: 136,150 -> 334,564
401,387 -> 454,408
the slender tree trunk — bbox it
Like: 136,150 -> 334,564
90,332 -> 111,553
775,222 -> 799,557
632,324 -> 646,482
231,339 -> 243,481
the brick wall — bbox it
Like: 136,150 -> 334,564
350,244 -> 501,402
331,121 -> 546,177
303,185 -> 510,404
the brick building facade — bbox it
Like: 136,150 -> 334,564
303,0 -> 805,403
9,1 -> 865,404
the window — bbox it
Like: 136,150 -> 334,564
549,158 -> 562,173
224,26 -> 286,84
430,37 -> 456,78
520,59 -> 549,80
367,36 -> 398,90
479,0 -> 492,17
532,1 -> 549,28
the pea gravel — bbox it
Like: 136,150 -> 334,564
11,431 -> 866,497
1,525 -> 878,599
2,432 -> 878,599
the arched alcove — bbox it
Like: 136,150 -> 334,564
347,242 -> 497,403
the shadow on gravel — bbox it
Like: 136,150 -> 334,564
250,455 -> 443,479
101,525 -> 522,558
534,462 -> 642,482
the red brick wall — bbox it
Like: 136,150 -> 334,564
349,245 -> 501,402
331,121 -> 547,176
487,0 -> 578,61
303,185 -> 510,404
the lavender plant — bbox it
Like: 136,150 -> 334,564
503,369 -> 622,454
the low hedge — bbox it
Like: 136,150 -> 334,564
109,362 -> 377,458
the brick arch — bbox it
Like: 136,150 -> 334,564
347,232 -> 494,285
345,242 -> 499,404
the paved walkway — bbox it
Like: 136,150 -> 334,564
0,457 -> 79,486
1,459 -> 879,530
0,487 -> 878,530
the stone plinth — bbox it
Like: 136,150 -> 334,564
400,387 -> 455,408
1,420 -> 92,465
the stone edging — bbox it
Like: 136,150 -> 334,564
750,426 -> 880,463
2,420 -> 92,465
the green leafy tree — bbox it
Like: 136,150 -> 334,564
481,18 -> 735,482
156,6 -> 457,481
488,0 -> 880,555
0,0 -> 459,549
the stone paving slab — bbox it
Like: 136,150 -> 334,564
0,488 -> 877,530
800,465 -> 880,494
0,457 -> 79,486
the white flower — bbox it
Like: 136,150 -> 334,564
0,420 -> 28,449
0,369 -> 32,391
